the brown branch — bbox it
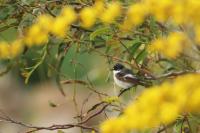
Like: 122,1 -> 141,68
0,115 -> 98,133
61,79 -> 108,96
61,79 -> 88,85
78,104 -> 110,125
185,115 -> 193,133
157,122 -> 176,133
118,87 -> 134,97
0,23 -> 18,32
80,93 -> 93,120
147,70 -> 198,80
26,124 -> 98,133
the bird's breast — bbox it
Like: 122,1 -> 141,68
113,74 -> 133,89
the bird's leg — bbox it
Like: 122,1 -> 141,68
118,86 -> 137,97
118,88 -> 131,97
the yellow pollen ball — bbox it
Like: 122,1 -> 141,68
100,2 -> 121,24
80,7 -> 97,28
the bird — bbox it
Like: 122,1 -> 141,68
112,63 -> 150,90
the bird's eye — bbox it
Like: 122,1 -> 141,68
113,63 -> 124,70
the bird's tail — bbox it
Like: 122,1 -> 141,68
139,80 -> 152,87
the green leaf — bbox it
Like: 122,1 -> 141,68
25,46 -> 47,84
127,38 -> 142,56
0,5 -> 15,20
105,45 -> 111,53
136,49 -> 147,63
90,27 -> 110,41
130,42 -> 142,56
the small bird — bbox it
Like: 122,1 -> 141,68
112,63 -> 150,90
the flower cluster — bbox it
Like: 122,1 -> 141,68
1,0 -> 200,59
101,74 -> 200,133
80,1 -> 121,28
149,32 -> 189,58
0,40 -> 23,59
0,1 -> 122,59
0,7 -> 77,59
122,0 -> 200,29
121,0 -> 200,58
25,7 -> 77,46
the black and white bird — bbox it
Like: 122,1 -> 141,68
112,63 -> 150,89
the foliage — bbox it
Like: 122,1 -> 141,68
0,0 -> 200,133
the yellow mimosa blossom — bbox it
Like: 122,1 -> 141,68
128,3 -> 147,26
0,40 -> 24,59
195,26 -> 200,44
51,7 -> 77,38
171,4 -> 185,24
186,0 -> 200,24
94,0 -> 105,15
51,17 -> 70,38
149,32 -> 188,58
1,0 -> 200,59
0,42 -> 10,59
60,7 -> 77,24
80,7 -> 97,28
188,88 -> 200,112
24,24 -> 49,46
91,130 -> 96,133
148,0 -> 173,22
100,2 -> 121,24
37,15 -> 53,31
10,39 -> 24,58
101,74 -> 200,133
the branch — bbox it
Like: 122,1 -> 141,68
146,70 -> 198,80
157,122 -> 176,133
61,79 -> 108,96
78,104 -> 110,125
0,115 -> 98,133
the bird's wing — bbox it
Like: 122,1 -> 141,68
116,69 -> 151,87
116,70 -> 140,84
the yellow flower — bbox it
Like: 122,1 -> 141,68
10,39 -> 24,58
195,25 -> 200,44
120,3 -> 148,30
171,4 -> 185,24
94,0 -> 105,15
149,32 -> 187,58
37,14 -> 53,31
159,103 -> 180,123
149,38 -> 165,53
100,2 -> 121,24
51,7 -> 77,38
34,33 -> 49,45
24,24 -> 49,46
148,0 -> 173,22
187,88 -> 200,112
101,117 -> 128,133
0,42 -> 10,59
128,3 -> 148,26
80,7 -> 97,28
2,0 -> 200,58
101,74 -> 200,133
60,7 -> 77,24
51,17 -> 69,38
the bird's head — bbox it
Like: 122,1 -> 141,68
112,63 -> 124,71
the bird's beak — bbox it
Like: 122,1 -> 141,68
110,68 -> 114,71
